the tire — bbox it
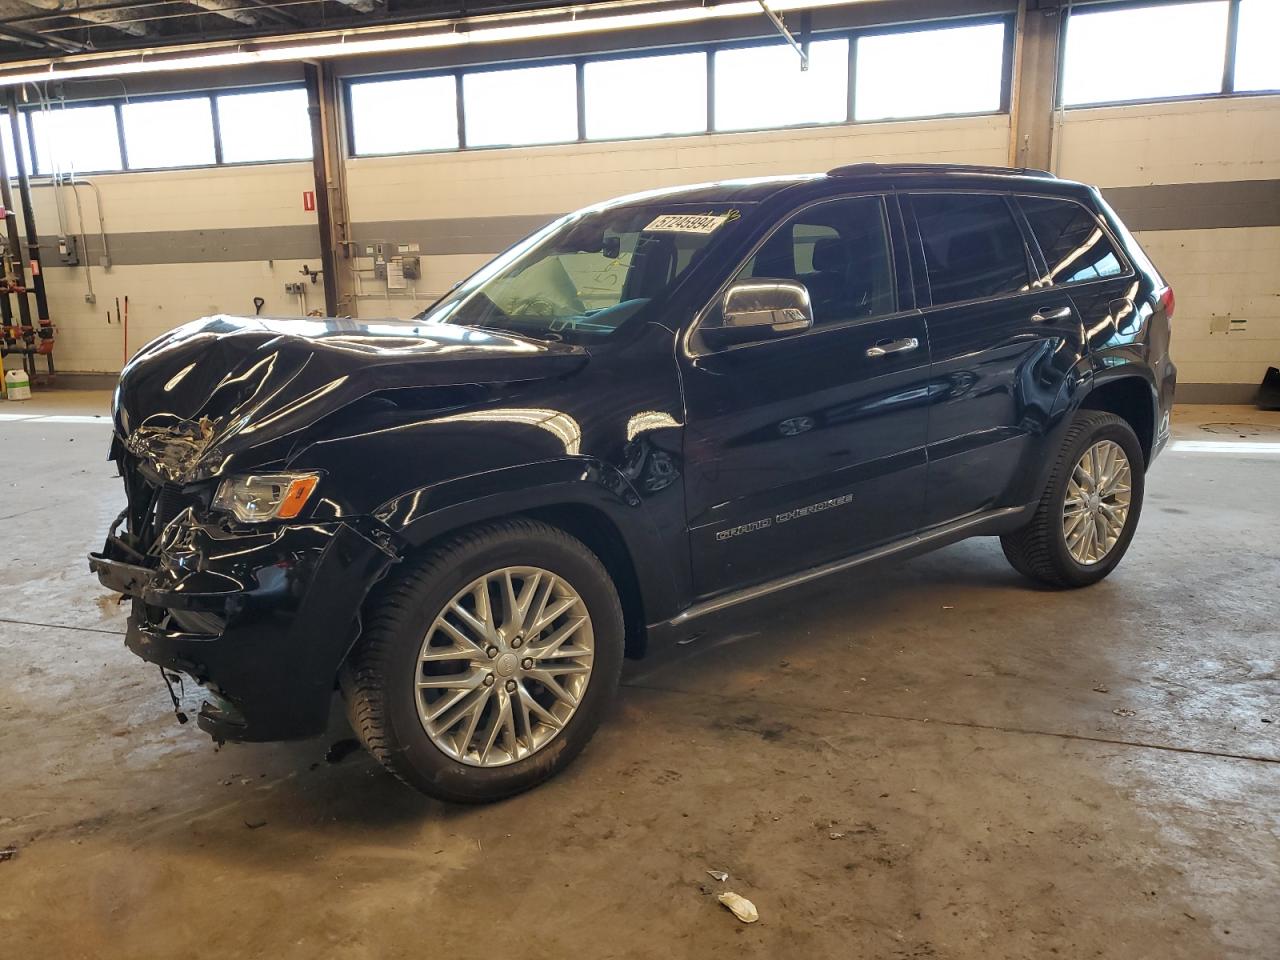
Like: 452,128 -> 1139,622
341,518 -> 624,803
1000,411 -> 1145,589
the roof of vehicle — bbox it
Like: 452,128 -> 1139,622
603,163 -> 1089,211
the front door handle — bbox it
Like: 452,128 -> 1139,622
866,336 -> 920,358
1030,305 -> 1073,323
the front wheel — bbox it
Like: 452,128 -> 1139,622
1001,411 -> 1145,589
341,519 -> 624,803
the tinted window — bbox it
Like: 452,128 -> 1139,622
1019,196 -> 1123,286
855,22 -> 1006,121
911,194 -> 1029,305
713,39 -> 849,132
32,105 -> 122,174
736,196 -> 895,326
216,88 -> 311,163
585,52 -> 707,139
1062,2 -> 1228,105
349,76 -> 459,155
122,97 -> 216,169
463,64 -> 578,147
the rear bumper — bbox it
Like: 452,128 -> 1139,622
90,518 -> 396,742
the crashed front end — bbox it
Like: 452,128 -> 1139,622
90,432 -> 396,742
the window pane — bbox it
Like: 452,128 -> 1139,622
1235,0 -> 1280,92
856,23 -> 1005,121
714,38 -> 848,132
216,88 -> 311,163
737,196 -> 895,325
1019,196 -> 1122,287
31,105 -> 121,174
463,64 -> 577,147
349,75 -> 459,155
912,194 -> 1029,305
1062,2 -> 1229,105
0,117 -> 31,176
122,97 -> 215,169
585,52 -> 707,140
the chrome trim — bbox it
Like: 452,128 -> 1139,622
866,336 -> 919,357
665,506 -> 1025,627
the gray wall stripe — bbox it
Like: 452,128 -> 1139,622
39,225 -> 321,268
1102,179 -> 1280,232
38,180 -> 1280,270
348,215 -> 560,256
1171,382 -> 1262,405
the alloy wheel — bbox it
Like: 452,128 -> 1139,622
415,566 -> 595,767
1063,439 -> 1132,565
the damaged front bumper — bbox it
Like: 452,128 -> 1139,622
89,516 -> 397,743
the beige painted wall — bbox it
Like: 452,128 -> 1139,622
8,88 -> 1277,392
1056,95 -> 1280,389
348,113 -> 1011,316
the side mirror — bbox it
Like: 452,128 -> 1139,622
702,279 -> 813,349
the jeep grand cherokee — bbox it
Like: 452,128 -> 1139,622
91,163 -> 1176,802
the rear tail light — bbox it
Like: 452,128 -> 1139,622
1157,285 -> 1175,320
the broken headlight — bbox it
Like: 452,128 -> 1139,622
212,473 -> 319,524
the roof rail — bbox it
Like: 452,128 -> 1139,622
827,162 -> 1057,179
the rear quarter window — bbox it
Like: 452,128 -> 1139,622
1018,195 -> 1125,286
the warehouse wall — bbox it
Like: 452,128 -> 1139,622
346,113 -> 1011,317
16,162 -> 322,373
1056,94 -> 1280,401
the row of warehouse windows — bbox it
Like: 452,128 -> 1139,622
1,0 -> 1276,175
347,21 -> 1009,155
0,87 -> 310,175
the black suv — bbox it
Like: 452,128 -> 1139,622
91,163 -> 1176,802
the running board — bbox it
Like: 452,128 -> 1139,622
661,506 -> 1028,629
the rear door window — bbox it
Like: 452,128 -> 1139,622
734,195 -> 896,326
910,193 -> 1031,305
1018,195 -> 1124,286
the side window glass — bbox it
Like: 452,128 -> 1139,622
1019,195 -> 1124,286
911,193 -> 1030,305
734,196 -> 896,326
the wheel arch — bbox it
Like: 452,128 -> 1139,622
377,461 -> 677,658
1078,373 -> 1157,467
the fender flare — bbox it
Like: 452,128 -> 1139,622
372,457 -> 682,626
1023,362 -> 1159,504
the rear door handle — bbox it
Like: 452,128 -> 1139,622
1030,305 -> 1073,323
866,336 -> 920,358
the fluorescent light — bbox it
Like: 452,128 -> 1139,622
0,0 -> 867,86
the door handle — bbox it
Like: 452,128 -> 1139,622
866,336 -> 919,358
1030,305 -> 1073,323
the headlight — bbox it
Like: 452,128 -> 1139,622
212,472 -> 319,523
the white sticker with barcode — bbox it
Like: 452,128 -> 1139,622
644,213 -> 730,234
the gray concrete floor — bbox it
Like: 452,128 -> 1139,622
1,391 -> 1277,960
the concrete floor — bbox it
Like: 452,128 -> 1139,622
1,390 -> 1276,960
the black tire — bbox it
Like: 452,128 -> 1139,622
341,518 -> 624,803
1000,411 -> 1145,589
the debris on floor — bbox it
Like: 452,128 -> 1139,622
1113,708 -> 1137,718
244,819 -> 268,830
717,892 -> 759,923
1093,684 -> 1110,693
0,844 -> 17,862
706,869 -> 729,882
325,738 -> 362,764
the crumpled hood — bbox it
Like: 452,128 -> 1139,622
114,314 -> 589,483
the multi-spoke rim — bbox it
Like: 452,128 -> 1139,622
1063,439 -> 1132,566
415,566 -> 594,768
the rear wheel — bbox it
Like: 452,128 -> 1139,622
1001,411 -> 1145,588
342,518 -> 624,803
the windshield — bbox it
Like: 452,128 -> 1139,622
417,202 -> 749,342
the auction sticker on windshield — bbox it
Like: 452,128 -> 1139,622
644,213 -> 731,234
